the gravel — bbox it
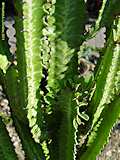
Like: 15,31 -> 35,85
97,121 -> 120,160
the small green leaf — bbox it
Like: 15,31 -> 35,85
78,112 -> 89,121
0,54 -> 8,73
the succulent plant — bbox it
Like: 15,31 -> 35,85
0,0 -> 120,159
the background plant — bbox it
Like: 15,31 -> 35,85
0,0 -> 120,160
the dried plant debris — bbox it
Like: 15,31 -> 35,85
78,25 -> 106,79
78,57 -> 96,76
0,85 -> 25,160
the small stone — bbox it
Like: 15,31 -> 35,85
0,99 -> 9,106
106,150 -> 112,156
